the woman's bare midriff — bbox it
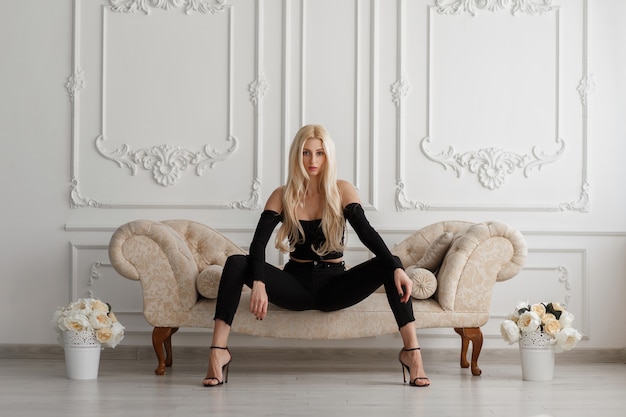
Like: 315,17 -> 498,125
289,256 -> 344,264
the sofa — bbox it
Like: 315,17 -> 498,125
109,219 -> 527,376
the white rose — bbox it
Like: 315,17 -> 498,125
52,309 -> 66,331
500,320 -> 520,344
515,300 -> 529,310
88,310 -> 111,330
542,315 -> 561,336
107,322 -> 125,348
90,299 -> 110,313
109,312 -> 118,323
56,315 -> 68,332
531,303 -> 547,318
69,299 -> 92,316
559,311 -> 575,329
517,311 -> 541,333
96,327 -> 113,344
554,327 -> 582,353
515,300 -> 529,313
62,313 -> 90,333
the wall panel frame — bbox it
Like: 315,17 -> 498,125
68,0 -> 266,209
394,0 -> 592,212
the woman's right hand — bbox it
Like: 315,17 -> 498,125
250,280 -> 268,320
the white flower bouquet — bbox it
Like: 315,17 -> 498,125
500,301 -> 582,353
53,298 -> 125,348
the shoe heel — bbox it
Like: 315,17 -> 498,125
400,362 -> 408,384
223,363 -> 230,384
398,347 -> 430,388
202,346 -> 231,387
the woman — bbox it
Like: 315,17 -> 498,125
203,125 -> 430,388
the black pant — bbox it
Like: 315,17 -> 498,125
214,254 -> 415,329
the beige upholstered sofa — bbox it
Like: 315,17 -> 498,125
109,219 -> 526,376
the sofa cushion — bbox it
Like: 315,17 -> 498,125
196,265 -> 224,299
406,266 -> 437,299
414,232 -> 454,271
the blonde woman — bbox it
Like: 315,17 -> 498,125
203,125 -> 430,388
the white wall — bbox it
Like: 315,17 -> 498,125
1,0 -> 625,351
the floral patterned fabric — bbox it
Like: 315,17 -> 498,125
196,265 -> 224,299
413,232 -> 454,271
405,266 -> 437,300
109,219 -> 526,338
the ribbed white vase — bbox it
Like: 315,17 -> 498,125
519,331 -> 555,381
63,330 -> 102,380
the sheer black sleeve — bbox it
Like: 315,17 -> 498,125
343,202 -> 403,270
248,210 -> 282,283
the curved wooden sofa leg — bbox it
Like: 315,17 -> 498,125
152,327 -> 179,375
454,327 -> 483,376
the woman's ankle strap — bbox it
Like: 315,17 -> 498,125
402,347 -> 421,352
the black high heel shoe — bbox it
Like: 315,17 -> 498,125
202,346 -> 231,387
399,347 -> 431,387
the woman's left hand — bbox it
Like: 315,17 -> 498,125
394,268 -> 413,303
250,280 -> 269,320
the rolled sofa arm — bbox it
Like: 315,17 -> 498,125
109,220 -> 199,313
436,221 -> 527,312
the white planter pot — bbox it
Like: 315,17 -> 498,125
519,331 -> 555,381
63,331 -> 102,380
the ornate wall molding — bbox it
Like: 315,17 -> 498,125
558,180 -> 590,213
524,265 -> 572,306
577,74 -> 595,106
108,0 -> 228,15
286,0 -> 378,208
69,0 -> 264,209
95,135 -> 238,186
435,0 -> 554,16
69,243 -> 103,301
420,137 -> 565,190
249,76 -> 268,106
70,177 -> 101,208
88,262 -> 114,298
65,67 -> 85,103
486,248 -> 587,337
394,1 -> 591,212
395,180 -> 428,211
229,178 -> 261,209
70,242 -> 143,314
525,248 -> 588,334
391,75 -> 410,107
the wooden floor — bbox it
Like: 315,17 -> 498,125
1,347 -> 625,417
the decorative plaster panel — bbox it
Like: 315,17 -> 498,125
69,242 -> 144,313
434,0 -> 554,16
95,135 -> 238,186
577,74 -> 596,106
488,248 -> 588,337
420,137 -> 566,190
109,0 -> 227,15
69,0 -> 264,209
394,0 -> 591,212
65,67 -> 85,103
285,0 -> 378,207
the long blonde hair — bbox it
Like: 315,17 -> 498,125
276,125 -> 344,255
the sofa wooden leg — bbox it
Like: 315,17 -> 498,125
454,327 -> 483,376
152,327 -> 178,375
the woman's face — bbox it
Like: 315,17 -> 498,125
302,138 -> 326,177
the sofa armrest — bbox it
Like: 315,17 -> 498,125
109,220 -> 199,314
436,221 -> 527,312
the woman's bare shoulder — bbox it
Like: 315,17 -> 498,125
337,180 -> 360,206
